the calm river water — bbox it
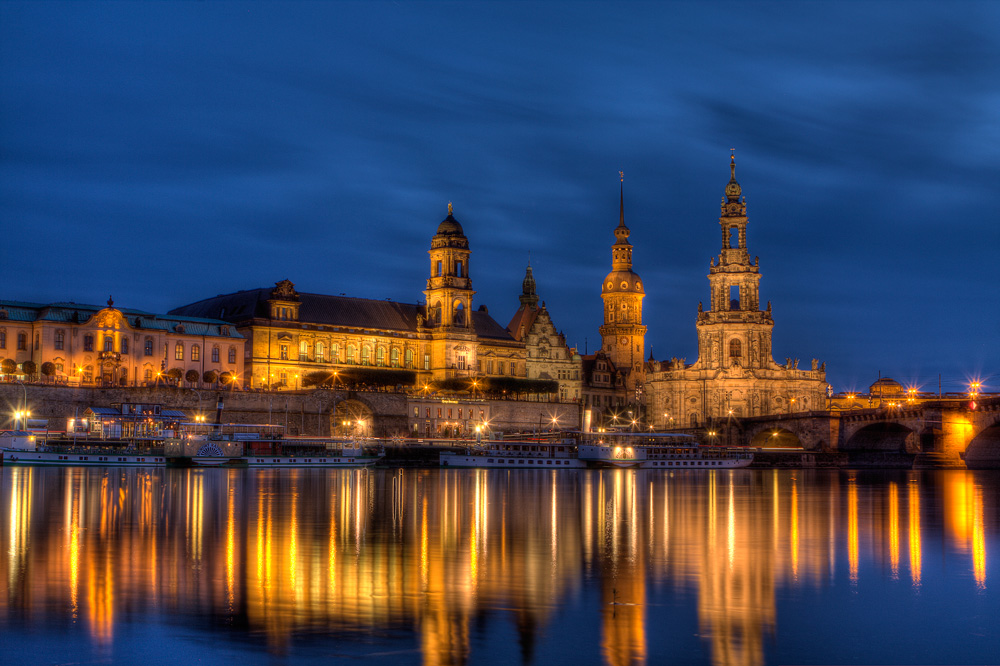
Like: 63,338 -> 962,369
1,466 -> 997,665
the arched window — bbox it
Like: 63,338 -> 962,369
454,301 -> 465,326
228,347 -> 236,363
144,368 -> 152,382
331,343 -> 339,362
361,345 -> 371,365
376,346 -> 385,366
83,334 -> 94,352
390,347 -> 400,367
191,344 -> 200,361
212,346 -> 220,363
347,345 -> 356,364
315,341 -> 325,362
404,348 -> 413,368
729,338 -> 742,360
55,329 -> 65,350
121,337 -> 129,355
175,342 -> 184,360
433,302 -> 442,325
104,335 -> 114,352
145,338 -> 154,356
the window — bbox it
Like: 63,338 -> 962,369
212,346 -> 220,363
55,329 -> 65,350
280,372 -> 287,386
390,347 -> 399,367
347,345 -> 355,364
424,353 -> 430,370
121,337 -> 129,355
102,335 -> 113,352
730,285 -> 740,310
175,342 -> 184,360
405,349 -> 413,368
55,363 -> 64,373
361,345 -> 371,365
229,347 -> 236,363
498,361 -> 505,375
376,346 -> 386,366
144,368 -> 152,382
0,330 -> 5,348
191,344 -> 200,361
145,338 -> 154,356
456,354 -> 466,370
299,340 -> 308,361
83,334 -> 94,352
315,342 -> 325,363
18,332 -> 27,350
280,345 -> 288,360
435,260 -> 442,276
486,360 -> 494,374
729,338 -> 742,359
331,343 -> 339,362
456,260 -> 463,277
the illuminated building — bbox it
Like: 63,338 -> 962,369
169,205 -> 525,389
0,297 -> 243,387
645,155 -> 827,427
506,264 -> 582,402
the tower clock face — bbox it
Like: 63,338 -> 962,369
619,336 -> 628,345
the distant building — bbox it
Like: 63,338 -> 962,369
169,206 -> 525,390
0,298 -> 243,387
580,350 -> 628,429
645,156 -> 827,427
506,264 -> 582,402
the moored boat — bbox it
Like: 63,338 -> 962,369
1,431 -> 166,467
577,432 -> 753,469
439,436 -> 585,468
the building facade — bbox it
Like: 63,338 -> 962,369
507,265 -> 583,402
645,156 -> 827,428
0,298 -> 243,387
598,177 -> 646,401
169,206 -> 525,390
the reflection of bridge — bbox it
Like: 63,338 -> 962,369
713,396 -> 1000,468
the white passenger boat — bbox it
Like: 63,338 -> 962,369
577,432 -> 753,469
180,423 -> 383,468
439,437 -> 586,468
1,431 -> 166,467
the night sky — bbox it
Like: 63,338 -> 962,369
2,2 -> 998,393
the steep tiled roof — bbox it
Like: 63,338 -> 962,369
0,300 -> 242,338
505,304 -> 539,342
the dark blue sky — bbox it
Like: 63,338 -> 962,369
2,2 -> 998,392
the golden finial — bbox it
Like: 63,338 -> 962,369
447,201 -> 453,215
619,170 -> 624,182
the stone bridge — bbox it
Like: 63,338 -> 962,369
713,396 -> 1000,468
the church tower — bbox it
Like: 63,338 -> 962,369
599,174 -> 646,395
697,153 -> 774,370
424,202 -> 475,329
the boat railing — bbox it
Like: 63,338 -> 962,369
36,443 -> 166,456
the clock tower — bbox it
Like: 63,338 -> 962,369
599,174 -> 646,396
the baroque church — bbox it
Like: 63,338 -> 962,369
643,155 -> 827,428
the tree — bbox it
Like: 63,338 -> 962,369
41,362 -> 56,377
185,369 -> 200,384
166,368 -> 183,384
202,370 -> 218,384
21,360 -> 36,377
1,358 -> 15,375
219,371 -> 233,385
302,370 -> 335,388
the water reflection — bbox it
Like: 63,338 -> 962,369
1,467 -> 997,665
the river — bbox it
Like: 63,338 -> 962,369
1,466 -> 997,665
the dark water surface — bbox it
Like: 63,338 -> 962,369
1,467 -> 997,665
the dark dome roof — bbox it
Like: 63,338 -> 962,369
436,214 -> 465,237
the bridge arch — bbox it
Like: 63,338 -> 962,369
843,422 -> 917,452
750,427 -> 801,448
964,418 -> 1000,469
332,399 -> 374,436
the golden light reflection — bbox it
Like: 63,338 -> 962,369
909,480 -> 922,587
790,480 -> 799,580
888,482 -> 899,580
973,485 -> 986,590
848,476 -> 858,584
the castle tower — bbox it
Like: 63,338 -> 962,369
424,202 -> 475,329
697,153 -> 774,370
599,174 -> 646,395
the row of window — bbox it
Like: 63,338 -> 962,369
414,407 -> 487,420
280,343 -> 419,368
0,330 -> 237,363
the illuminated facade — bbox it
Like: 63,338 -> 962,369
507,264 -> 582,402
598,176 -> 646,399
645,156 -> 827,427
169,206 -> 524,388
0,298 -> 243,387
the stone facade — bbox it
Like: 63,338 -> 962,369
598,176 -> 646,398
0,298 -> 243,388
506,265 -> 582,402
169,205 -> 525,390
645,156 -> 827,428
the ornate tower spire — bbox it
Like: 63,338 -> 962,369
600,171 -> 646,396
519,263 -> 539,308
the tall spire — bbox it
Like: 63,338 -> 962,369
519,263 -> 539,308
619,170 -> 625,227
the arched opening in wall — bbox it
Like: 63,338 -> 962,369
843,422 -> 916,452
965,421 -> 1000,469
332,399 -> 374,437
454,301 -> 465,326
730,285 -> 740,310
729,338 -> 742,365
689,412 -> 699,427
730,226 -> 739,249
751,428 -> 801,449
432,302 -> 442,325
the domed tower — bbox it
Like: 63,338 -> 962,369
424,202 -> 475,329
599,174 -> 646,394
697,152 -> 773,370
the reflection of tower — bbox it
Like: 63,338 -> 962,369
599,175 -> 646,395
697,154 -> 774,372
597,470 -> 646,666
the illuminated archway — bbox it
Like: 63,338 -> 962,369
965,420 -> 1000,469
843,422 -> 916,452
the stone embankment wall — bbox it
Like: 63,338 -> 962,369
0,384 -> 580,438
